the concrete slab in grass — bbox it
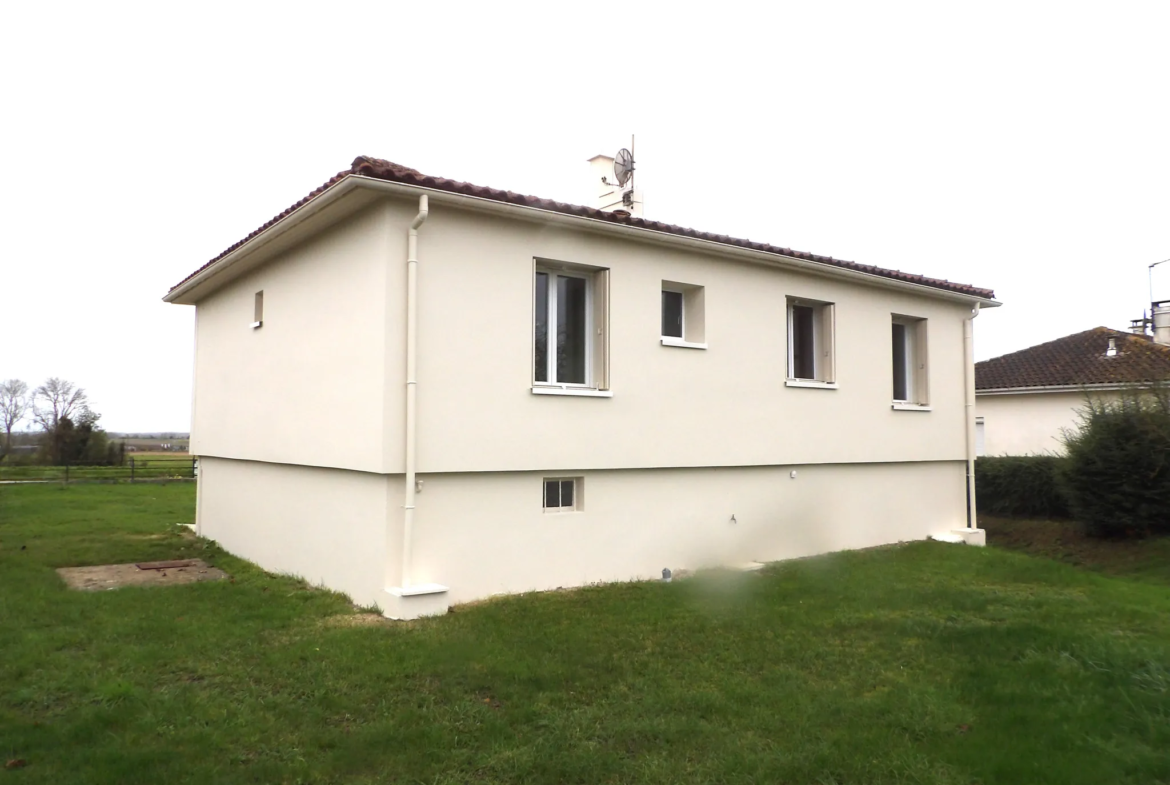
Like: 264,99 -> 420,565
57,559 -> 228,591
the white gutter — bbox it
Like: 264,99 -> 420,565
964,303 -> 980,528
402,194 -> 428,588
165,175 -> 1000,310
977,382 -> 1162,396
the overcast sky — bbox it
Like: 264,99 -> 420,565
3,2 -> 1168,432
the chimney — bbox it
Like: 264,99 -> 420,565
587,154 -> 643,217
1154,301 -> 1170,346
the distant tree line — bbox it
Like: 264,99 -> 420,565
0,377 -> 124,466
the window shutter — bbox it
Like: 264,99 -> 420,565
593,268 -> 610,390
914,319 -> 929,404
820,303 -> 835,383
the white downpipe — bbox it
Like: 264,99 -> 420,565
402,194 -> 429,588
963,303 -> 981,528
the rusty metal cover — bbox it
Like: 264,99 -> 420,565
135,559 -> 197,571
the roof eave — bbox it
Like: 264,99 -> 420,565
166,174 -> 1001,307
976,381 -> 1167,395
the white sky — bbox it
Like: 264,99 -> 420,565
3,2 -> 1168,432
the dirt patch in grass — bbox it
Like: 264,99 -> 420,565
320,612 -> 390,628
57,559 -> 229,591
981,515 -> 1170,583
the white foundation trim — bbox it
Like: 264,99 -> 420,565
384,584 -> 450,620
930,528 -> 985,546
387,583 -> 449,597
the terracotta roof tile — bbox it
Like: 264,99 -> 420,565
169,156 -> 996,300
975,327 -> 1170,390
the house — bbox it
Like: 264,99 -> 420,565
975,324 -> 1170,456
165,155 -> 998,619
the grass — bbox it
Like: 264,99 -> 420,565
983,514 -> 1170,585
2,485 -> 1170,784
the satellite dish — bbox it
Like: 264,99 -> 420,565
613,148 -> 634,187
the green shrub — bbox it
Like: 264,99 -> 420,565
1061,389 -> 1170,538
976,455 -> 1071,519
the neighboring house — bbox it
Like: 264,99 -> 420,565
975,327 -> 1170,456
165,155 -> 998,619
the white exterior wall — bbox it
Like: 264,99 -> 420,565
197,457 -> 396,609
197,457 -> 965,608
409,461 -> 966,604
190,202 -> 415,472
414,206 -> 972,473
182,189 -> 984,613
976,390 -> 1119,456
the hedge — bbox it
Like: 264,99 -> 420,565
975,456 -> 1071,519
1061,390 -> 1170,538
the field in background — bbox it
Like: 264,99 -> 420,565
2,483 -> 1169,783
0,456 -> 195,482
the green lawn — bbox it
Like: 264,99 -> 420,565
2,484 -> 1170,784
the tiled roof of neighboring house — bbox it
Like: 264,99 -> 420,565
975,327 -> 1170,390
169,156 -> 997,299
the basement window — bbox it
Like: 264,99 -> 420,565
543,477 -> 582,513
661,281 -> 707,349
251,291 -> 264,329
786,297 -> 835,385
892,315 -> 929,406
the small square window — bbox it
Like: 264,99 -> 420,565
661,281 -> 706,347
543,477 -> 581,513
787,298 -> 834,382
892,315 -> 929,404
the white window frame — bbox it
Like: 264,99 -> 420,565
534,266 -> 593,389
661,287 -> 685,340
975,416 -> 986,456
892,314 -> 929,408
542,476 -> 582,514
786,297 -> 835,386
660,281 -> 707,349
251,290 -> 263,329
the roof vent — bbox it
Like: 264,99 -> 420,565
1106,337 -> 1118,357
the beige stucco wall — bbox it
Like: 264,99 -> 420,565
190,202 -> 415,472
410,461 -> 966,604
412,205 -> 973,473
189,194 -> 976,475
976,390 -> 1119,456
185,190 -> 983,611
198,457 -> 966,608
197,456 -> 396,609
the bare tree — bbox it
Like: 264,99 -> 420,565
0,379 -> 29,459
32,378 -> 88,432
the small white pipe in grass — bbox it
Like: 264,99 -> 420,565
964,303 -> 981,528
402,194 -> 428,588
